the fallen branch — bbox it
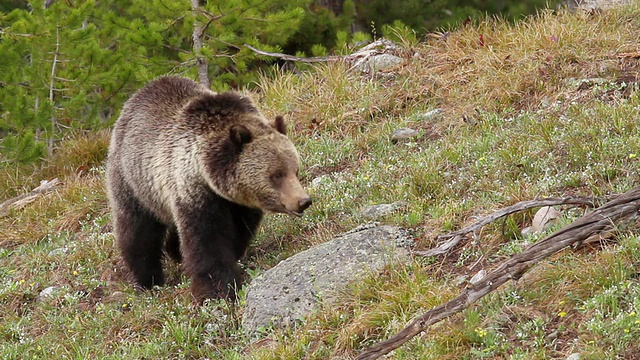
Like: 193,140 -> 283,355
244,44 -> 343,63
414,196 -> 601,257
0,178 -> 61,217
244,39 -> 403,64
356,187 -> 640,360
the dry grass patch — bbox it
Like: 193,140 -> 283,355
259,63 -> 430,139
403,6 -> 640,120
0,172 -> 107,246
0,130 -> 110,200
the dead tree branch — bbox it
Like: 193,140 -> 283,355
414,196 -> 601,257
243,44 -> 343,63
356,187 -> 640,360
0,178 -> 61,218
244,39 -> 404,64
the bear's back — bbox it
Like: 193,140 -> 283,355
108,76 -> 213,224
119,76 -> 210,130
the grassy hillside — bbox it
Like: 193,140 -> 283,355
2,4 -> 640,359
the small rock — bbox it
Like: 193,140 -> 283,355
104,291 -> 127,304
566,353 -> 581,360
453,275 -> 469,286
420,108 -> 442,120
37,286 -> 60,302
311,175 -> 329,188
392,128 -> 420,142
360,202 -> 406,219
354,54 -> 404,73
564,77 -> 607,91
531,206 -> 562,234
48,247 -> 69,257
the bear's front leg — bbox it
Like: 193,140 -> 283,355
174,200 -> 242,303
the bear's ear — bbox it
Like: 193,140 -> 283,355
229,125 -> 252,147
185,94 -> 220,116
185,92 -> 260,119
274,115 -> 286,135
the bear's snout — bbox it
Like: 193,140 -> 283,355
278,174 -> 312,216
283,194 -> 312,217
298,197 -> 313,213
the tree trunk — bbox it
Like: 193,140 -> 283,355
48,24 -> 60,157
190,0 -> 210,88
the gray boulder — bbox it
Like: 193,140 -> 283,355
242,225 -> 413,334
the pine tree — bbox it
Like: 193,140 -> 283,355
188,0 -> 308,89
1,0 -> 129,160
0,0 -> 317,164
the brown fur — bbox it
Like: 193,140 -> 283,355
106,76 -> 311,302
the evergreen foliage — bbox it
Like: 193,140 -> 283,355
283,0 -> 357,56
0,0 -> 26,13
0,0 -> 316,164
356,0 -> 566,34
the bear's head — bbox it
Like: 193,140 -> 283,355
188,93 -> 312,216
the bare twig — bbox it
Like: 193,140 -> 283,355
414,196 -> 601,257
356,187 -> 640,360
162,44 -> 190,54
52,76 -> 77,82
0,30 -> 34,37
0,179 -> 61,218
0,82 -> 31,88
48,24 -> 60,157
197,7 -> 223,22
244,17 -> 269,22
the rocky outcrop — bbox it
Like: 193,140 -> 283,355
242,225 -> 413,334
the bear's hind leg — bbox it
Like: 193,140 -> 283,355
109,170 -> 166,289
164,228 -> 182,262
116,209 -> 167,289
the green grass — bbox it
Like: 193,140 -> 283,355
2,4 -> 640,359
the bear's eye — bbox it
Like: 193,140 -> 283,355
271,170 -> 285,181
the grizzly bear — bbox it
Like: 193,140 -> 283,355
106,76 -> 312,302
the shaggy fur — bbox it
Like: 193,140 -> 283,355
106,76 -> 311,302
